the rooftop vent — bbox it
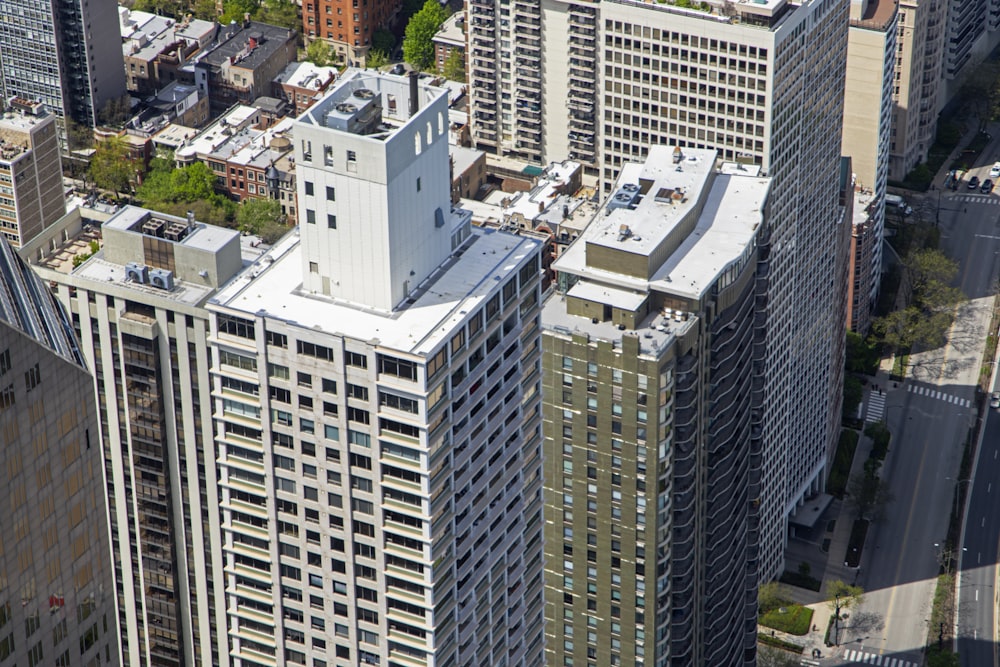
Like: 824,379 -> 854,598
353,88 -> 376,100
335,102 -> 357,114
618,224 -> 632,242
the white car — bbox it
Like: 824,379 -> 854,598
990,162 -> 1000,178
991,391 -> 1000,409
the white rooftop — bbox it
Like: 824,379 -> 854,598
176,105 -> 262,160
433,12 -> 465,48
212,228 -> 540,355
555,146 -> 770,300
105,206 -> 240,254
273,61 -> 339,89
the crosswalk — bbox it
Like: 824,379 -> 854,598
906,383 -> 972,407
842,649 -> 917,666
947,193 -> 1000,205
865,391 -> 885,423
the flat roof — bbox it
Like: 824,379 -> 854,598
555,146 -> 769,300
212,228 -> 540,355
199,21 -> 295,71
433,12 -> 465,47
273,61 -> 338,89
105,205 -> 240,254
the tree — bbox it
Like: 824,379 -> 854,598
842,375 -> 863,420
959,61 -> 1000,128
757,645 -> 801,667
846,459 -> 893,523
220,0 -> 260,24
98,94 -> 134,128
372,28 -> 395,55
757,581 -> 788,615
873,248 -> 966,351
368,49 -> 390,69
191,0 -> 219,20
257,0 -> 300,33
134,160 -> 236,226
65,118 -> 94,152
236,198 -> 289,244
443,48 -> 465,82
845,330 -> 879,375
827,580 -> 864,611
403,0 -> 448,71
304,39 -> 333,66
89,137 -> 133,197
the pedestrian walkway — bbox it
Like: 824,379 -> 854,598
945,193 -> 999,205
865,391 -> 886,423
906,383 -> 972,407
841,649 -> 918,667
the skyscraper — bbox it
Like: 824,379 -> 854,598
541,147 -> 770,666
0,0 -> 126,137
889,0 -> 945,180
0,236 -> 119,667
539,0 -> 848,580
23,205 -> 240,667
209,70 -> 546,667
843,0 -> 897,332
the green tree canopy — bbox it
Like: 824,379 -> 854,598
403,0 -> 448,71
842,375 -> 863,420
372,28 -> 396,55
236,198 -> 289,243
443,48 -> 465,82
190,0 -> 219,19
304,39 -> 333,66
846,459 -> 893,522
257,0 -> 300,33
873,248 -> 966,351
827,580 -> 864,611
368,49 -> 390,68
757,581 -> 789,615
220,0 -> 260,24
89,137 -> 134,197
134,160 -> 236,226
845,330 -> 879,375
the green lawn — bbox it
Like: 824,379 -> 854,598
759,604 -> 814,636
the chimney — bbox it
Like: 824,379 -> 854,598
243,12 -> 251,27
186,210 -> 196,230
408,71 -> 419,116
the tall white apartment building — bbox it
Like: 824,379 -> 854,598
22,205 -> 244,667
574,0 -> 848,580
209,70 -> 546,667
843,0 -> 897,330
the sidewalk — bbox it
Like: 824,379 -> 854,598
760,376 -> 887,659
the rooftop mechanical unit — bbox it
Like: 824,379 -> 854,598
125,262 -> 149,284
148,268 -> 175,291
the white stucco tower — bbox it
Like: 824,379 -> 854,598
294,71 -> 457,312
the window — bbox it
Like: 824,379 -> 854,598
266,331 -> 288,348
416,176 -> 422,191
297,372 -> 312,387
305,181 -> 314,195
322,378 -> 337,394
377,354 -> 418,381
326,186 -> 335,200
218,314 -> 256,339
347,150 -> 357,162
324,424 -> 340,440
327,214 -> 337,229
346,351 -> 368,368
298,340 -> 335,361
306,209 -> 316,224
347,407 -> 370,424
379,391 -> 419,414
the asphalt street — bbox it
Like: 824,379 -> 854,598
832,153 -> 1000,665
956,404 -> 1000,667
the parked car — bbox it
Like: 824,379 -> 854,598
991,391 -> 1000,409
983,179 -> 994,194
990,162 -> 1000,178
969,176 -> 981,190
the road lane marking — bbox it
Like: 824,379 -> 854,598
989,482 -> 992,493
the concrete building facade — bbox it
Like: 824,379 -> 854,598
0,101 -> 66,248
210,69 -> 546,667
889,0 -> 945,181
843,0 -> 897,330
541,147 -> 769,666
0,0 -> 126,140
23,205 -> 246,667
0,236 -> 120,667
